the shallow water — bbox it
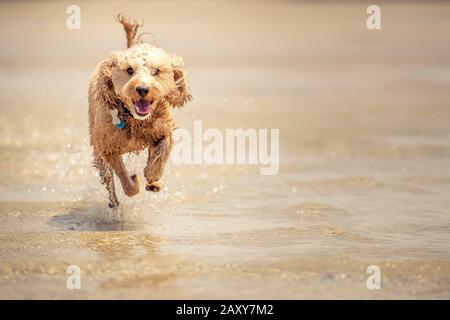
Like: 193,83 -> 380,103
0,1 -> 450,299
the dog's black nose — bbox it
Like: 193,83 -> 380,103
136,86 -> 149,97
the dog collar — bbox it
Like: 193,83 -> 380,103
110,108 -> 126,129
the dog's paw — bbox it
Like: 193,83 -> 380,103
106,204 -> 124,222
124,174 -> 140,197
145,181 -> 161,192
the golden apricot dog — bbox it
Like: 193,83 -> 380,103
88,15 -> 192,211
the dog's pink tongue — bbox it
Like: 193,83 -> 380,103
135,100 -> 151,114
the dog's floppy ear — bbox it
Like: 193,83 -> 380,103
97,55 -> 121,108
170,55 -> 192,108
117,14 -> 143,48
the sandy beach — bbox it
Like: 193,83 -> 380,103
0,0 -> 449,299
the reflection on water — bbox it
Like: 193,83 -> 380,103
0,1 -> 450,298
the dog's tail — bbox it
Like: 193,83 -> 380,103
117,14 -> 144,48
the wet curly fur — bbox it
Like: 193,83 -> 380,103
88,15 -> 192,209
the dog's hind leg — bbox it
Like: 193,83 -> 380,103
144,135 -> 173,192
105,154 -> 140,197
93,153 -> 120,208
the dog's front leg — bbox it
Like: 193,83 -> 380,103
106,154 -> 140,197
144,135 -> 173,192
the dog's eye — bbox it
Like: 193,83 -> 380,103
126,67 -> 134,75
152,68 -> 160,76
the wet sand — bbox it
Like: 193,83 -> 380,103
0,1 -> 450,299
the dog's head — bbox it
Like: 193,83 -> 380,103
104,44 -> 191,120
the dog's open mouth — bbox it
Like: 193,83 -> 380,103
134,99 -> 153,116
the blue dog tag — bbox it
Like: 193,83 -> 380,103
115,120 -> 126,129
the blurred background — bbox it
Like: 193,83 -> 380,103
0,0 -> 449,299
